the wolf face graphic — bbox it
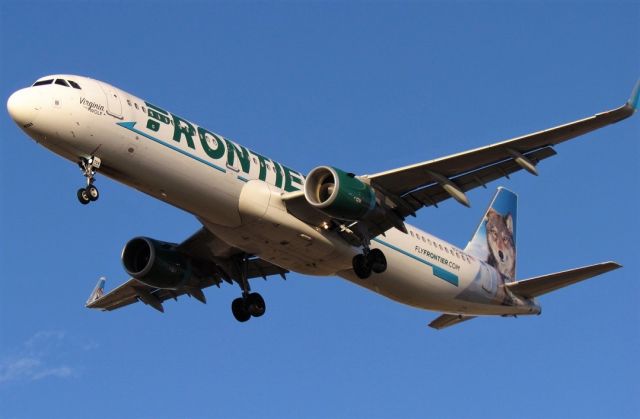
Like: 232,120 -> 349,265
485,208 -> 515,280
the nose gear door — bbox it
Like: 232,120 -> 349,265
98,82 -> 123,119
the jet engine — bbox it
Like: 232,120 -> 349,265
304,166 -> 377,221
121,237 -> 190,289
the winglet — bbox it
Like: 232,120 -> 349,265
628,79 -> 640,112
86,276 -> 106,307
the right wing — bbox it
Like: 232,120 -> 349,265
85,228 -> 288,312
505,261 -> 621,299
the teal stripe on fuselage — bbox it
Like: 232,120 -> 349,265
372,238 -> 459,286
117,121 -> 227,173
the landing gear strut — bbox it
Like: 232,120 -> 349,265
230,254 -> 266,322
77,156 -> 101,205
352,247 -> 387,279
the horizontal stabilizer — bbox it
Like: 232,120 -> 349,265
429,313 -> 477,330
506,261 -> 621,299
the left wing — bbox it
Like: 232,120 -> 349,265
366,79 -> 638,216
284,80 -> 638,244
86,228 -> 288,313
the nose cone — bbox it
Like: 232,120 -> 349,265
7,88 -> 40,128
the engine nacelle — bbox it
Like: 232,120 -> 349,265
304,166 -> 376,221
121,237 -> 190,289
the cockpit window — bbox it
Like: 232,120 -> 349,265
67,80 -> 81,89
55,79 -> 69,87
33,79 -> 53,86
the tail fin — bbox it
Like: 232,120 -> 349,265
464,187 -> 517,281
86,276 -> 106,306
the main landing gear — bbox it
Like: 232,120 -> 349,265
230,254 -> 266,323
77,156 -> 101,205
352,247 -> 387,279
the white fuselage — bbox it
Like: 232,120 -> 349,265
8,75 -> 540,317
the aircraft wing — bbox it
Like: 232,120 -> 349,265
284,81 -> 638,244
86,228 -> 288,312
365,80 -> 639,216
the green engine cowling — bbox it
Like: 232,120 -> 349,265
304,166 -> 377,221
121,237 -> 190,289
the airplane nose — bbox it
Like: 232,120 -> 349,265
7,88 -> 41,128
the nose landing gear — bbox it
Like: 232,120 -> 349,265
76,156 -> 101,205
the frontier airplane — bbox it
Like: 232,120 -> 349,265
7,75 -> 639,329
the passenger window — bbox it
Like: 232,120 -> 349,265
67,80 -> 81,89
134,103 -> 139,110
127,99 -> 132,106
33,79 -> 53,86
410,231 -> 414,237
55,79 -> 69,87
422,236 -> 426,243
142,106 -> 146,113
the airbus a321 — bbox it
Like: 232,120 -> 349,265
7,75 -> 638,329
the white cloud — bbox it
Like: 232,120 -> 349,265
0,330 -> 85,384
31,366 -> 74,380
0,357 -> 41,383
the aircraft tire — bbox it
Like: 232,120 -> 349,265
77,188 -> 91,205
352,254 -> 372,279
231,297 -> 251,322
369,249 -> 387,274
86,184 -> 99,201
247,292 -> 266,317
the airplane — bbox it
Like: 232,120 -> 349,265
6,75 -> 638,329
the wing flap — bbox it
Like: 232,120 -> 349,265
428,314 -> 477,330
405,147 -> 556,212
506,261 -> 621,299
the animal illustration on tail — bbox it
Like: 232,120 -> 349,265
485,208 -> 516,281
455,188 -> 519,305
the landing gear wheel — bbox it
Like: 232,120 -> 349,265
231,298 -> 251,322
353,254 -> 372,279
77,188 -> 91,205
77,156 -> 101,205
369,248 -> 387,274
86,184 -> 99,201
247,292 -> 266,317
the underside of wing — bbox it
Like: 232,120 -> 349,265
366,81 -> 638,215
282,81 -> 638,247
86,227 -> 289,313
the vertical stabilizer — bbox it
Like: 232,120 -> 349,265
464,187 -> 517,281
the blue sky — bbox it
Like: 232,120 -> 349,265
1,1 -> 638,418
